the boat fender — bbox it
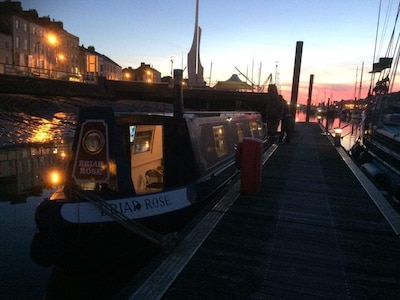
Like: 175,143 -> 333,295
349,142 -> 364,160
358,150 -> 372,164
361,163 -> 386,184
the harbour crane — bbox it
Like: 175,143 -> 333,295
259,73 -> 273,92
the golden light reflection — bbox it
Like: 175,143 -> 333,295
54,112 -> 67,119
31,120 -> 54,143
30,113 -> 66,143
47,168 -> 65,188
50,171 -> 61,185
108,159 -> 117,176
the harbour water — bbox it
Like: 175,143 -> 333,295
0,192 -> 53,299
1,188 -> 159,299
295,110 -> 361,151
0,111 -> 359,299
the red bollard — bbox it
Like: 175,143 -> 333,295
237,137 -> 263,195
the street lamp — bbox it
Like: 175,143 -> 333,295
47,34 -> 59,77
146,70 -> 152,82
170,56 -> 174,76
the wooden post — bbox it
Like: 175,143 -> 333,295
306,74 -> 314,122
173,69 -> 184,118
290,41 -> 303,130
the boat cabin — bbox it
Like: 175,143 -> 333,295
67,107 -> 266,198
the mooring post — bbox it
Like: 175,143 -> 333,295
306,74 -> 314,123
290,41 -> 303,130
173,69 -> 184,118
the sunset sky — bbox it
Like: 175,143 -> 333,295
19,0 -> 400,104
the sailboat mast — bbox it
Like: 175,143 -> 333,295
354,66 -> 358,100
369,0 -> 382,95
358,62 -> 364,99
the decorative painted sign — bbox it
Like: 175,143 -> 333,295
72,119 -> 109,183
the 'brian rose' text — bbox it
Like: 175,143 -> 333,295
100,195 -> 171,216
78,160 -> 103,175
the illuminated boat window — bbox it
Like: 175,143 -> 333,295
130,125 -> 164,194
236,123 -> 244,143
213,125 -> 227,157
132,130 -> 153,153
249,121 -> 259,138
256,120 -> 265,137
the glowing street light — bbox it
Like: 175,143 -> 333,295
47,34 -> 57,46
146,70 -> 152,82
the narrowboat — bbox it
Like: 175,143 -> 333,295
32,99 -> 268,265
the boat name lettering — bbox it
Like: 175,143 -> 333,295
100,195 -> 171,217
101,200 -> 142,216
144,195 -> 171,209
78,160 -> 104,175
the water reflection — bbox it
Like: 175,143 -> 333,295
296,110 -> 361,151
0,140 -> 72,201
30,112 -> 71,143
0,102 -> 77,200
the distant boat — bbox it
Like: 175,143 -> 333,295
31,99 -> 268,266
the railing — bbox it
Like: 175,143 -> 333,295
0,62 -> 97,84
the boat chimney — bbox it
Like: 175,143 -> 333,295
173,69 -> 184,118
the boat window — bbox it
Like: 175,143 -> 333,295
249,121 -> 259,138
132,129 -> 153,153
256,120 -> 265,137
130,125 -> 164,193
213,125 -> 227,157
236,123 -> 244,143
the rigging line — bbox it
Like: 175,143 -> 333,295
388,1 -> 400,92
385,0 -> 400,57
370,0 -> 382,95
379,0 -> 396,84
389,32 -> 400,92
373,0 -> 382,64
379,0 -> 393,57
